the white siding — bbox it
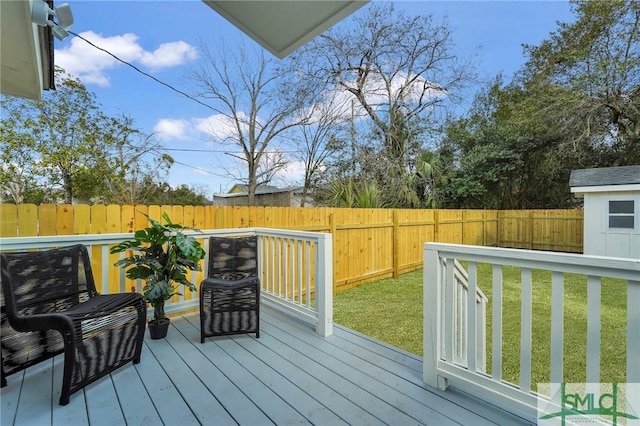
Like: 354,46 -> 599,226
583,191 -> 640,258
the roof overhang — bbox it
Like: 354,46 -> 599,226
0,0 -> 54,100
571,183 -> 640,197
202,0 -> 368,58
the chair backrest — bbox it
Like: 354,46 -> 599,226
1,244 -> 98,380
1,244 -> 97,320
207,236 -> 258,277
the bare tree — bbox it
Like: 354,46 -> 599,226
294,2 -> 476,168
293,92 -> 350,206
189,41 -> 309,205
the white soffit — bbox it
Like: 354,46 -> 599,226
571,184 -> 640,194
202,0 -> 368,58
0,0 -> 45,100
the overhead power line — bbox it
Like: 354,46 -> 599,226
68,30 -> 217,113
162,147 -> 302,154
67,32 -> 307,161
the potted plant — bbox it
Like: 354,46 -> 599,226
110,212 -> 206,339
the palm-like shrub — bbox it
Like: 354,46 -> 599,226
110,213 -> 205,323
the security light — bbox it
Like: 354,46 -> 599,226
31,0 -> 73,41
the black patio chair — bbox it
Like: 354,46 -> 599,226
0,244 -> 146,405
200,236 -> 260,342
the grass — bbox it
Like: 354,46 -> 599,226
333,266 -> 628,386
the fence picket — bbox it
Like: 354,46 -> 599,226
0,204 -> 583,291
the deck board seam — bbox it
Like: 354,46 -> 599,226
177,315 -> 309,425
263,310 -> 528,425
257,317 -> 423,425
230,322 -> 396,425
260,313 -> 463,425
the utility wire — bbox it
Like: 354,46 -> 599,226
67,32 -> 304,159
170,159 -> 219,175
68,30 -> 217,113
163,147 -> 302,154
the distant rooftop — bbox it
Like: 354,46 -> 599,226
569,165 -> 640,187
214,185 -> 303,198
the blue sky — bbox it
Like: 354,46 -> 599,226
55,1 -> 576,195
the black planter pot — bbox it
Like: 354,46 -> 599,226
148,318 -> 170,339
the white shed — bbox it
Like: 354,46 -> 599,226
570,165 -> 640,259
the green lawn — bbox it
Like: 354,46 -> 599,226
333,266 -> 627,386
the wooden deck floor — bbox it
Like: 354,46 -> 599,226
1,307 -> 531,425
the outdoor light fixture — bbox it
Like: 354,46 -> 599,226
31,0 -> 73,41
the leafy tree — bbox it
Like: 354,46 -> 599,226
415,150 -> 442,208
1,68 -> 111,203
0,109 -> 38,203
139,180 -> 209,206
166,184 -> 209,206
518,0 -> 640,166
1,68 -> 171,205
437,0 -> 639,209
326,179 -> 386,208
438,78 -> 576,209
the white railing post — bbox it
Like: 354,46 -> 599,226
628,280 -> 640,382
424,244 -> 446,389
418,243 -> 640,422
315,233 -> 333,337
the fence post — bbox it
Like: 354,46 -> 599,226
528,210 -> 534,250
496,211 -> 501,247
316,232 -> 334,337
423,243 -> 446,390
393,210 -> 400,278
461,210 -> 466,245
482,210 -> 486,247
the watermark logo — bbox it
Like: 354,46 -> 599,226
537,383 -> 640,425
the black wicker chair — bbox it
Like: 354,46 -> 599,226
200,236 -> 260,342
0,244 -> 146,405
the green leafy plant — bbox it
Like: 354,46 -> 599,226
110,212 -> 205,323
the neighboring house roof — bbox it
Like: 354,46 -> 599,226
215,185 -> 304,199
570,165 -> 640,187
570,165 -> 640,194
228,184 -> 281,194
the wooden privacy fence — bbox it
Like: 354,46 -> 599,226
0,204 -> 583,291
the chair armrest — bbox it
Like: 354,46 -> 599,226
202,273 -> 259,286
5,311 -> 74,334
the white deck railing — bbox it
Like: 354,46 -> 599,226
0,227 -> 333,336
423,242 -> 640,422
445,259 -> 488,372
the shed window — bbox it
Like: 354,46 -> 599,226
608,200 -> 635,229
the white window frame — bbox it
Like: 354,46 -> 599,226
607,198 -> 636,231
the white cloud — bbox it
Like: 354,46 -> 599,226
153,119 -> 189,140
139,41 -> 198,71
153,113 -> 246,143
278,158 -> 306,183
55,31 -> 197,87
194,113 -> 249,141
328,70 -> 446,116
